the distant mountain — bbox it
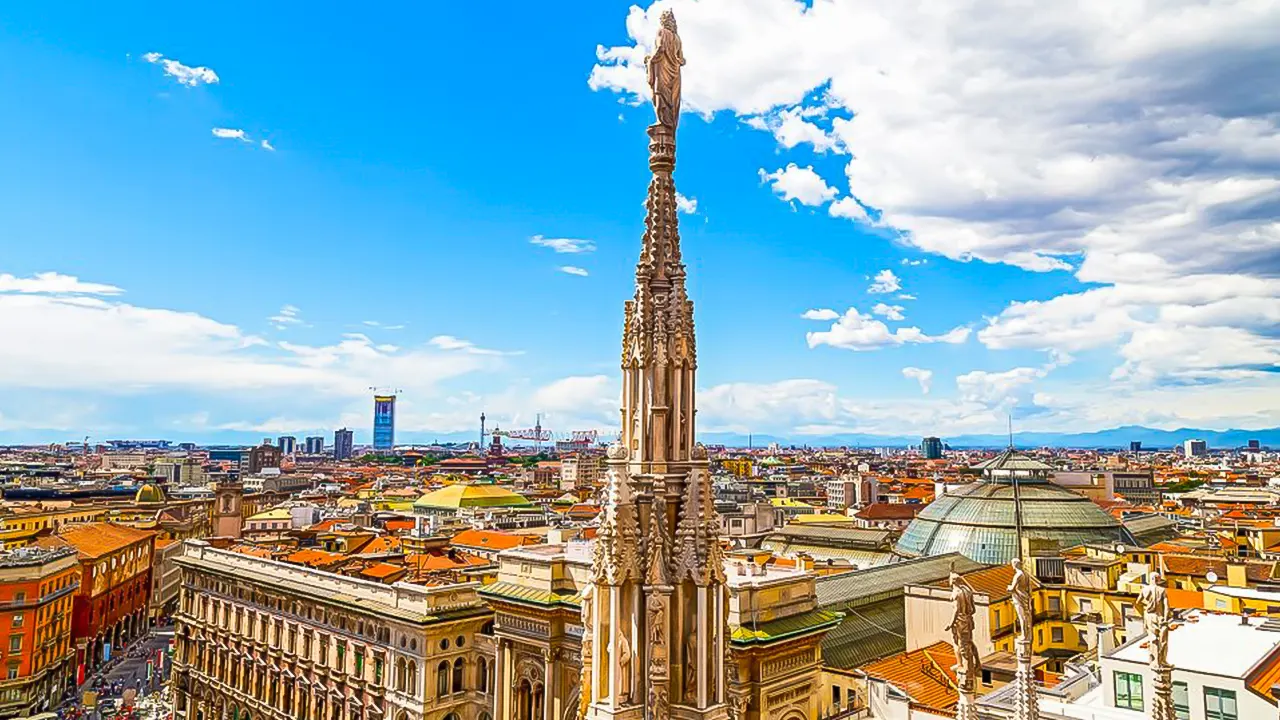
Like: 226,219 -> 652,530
699,426 -> 1280,450
4,425 -> 1275,452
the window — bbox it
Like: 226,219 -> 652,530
1204,687 -> 1237,720
374,656 -> 384,685
8,636 -> 19,653
1079,598 -> 1093,612
10,614 -> 22,629
436,661 -> 449,697
12,593 -> 23,604
477,657 -> 489,694
6,662 -> 17,680
1051,627 -> 1063,643
832,686 -> 841,707
355,651 -> 364,676
337,642 -> 346,670
1048,596 -> 1061,613
1173,681 -> 1190,720
1114,671 -> 1143,711
452,658 -> 464,694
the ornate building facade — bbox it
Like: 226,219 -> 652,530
171,541 -> 495,720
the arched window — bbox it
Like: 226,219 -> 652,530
407,660 -> 418,695
436,661 -> 450,698
452,658 -> 465,694
394,657 -> 406,692
477,657 -> 489,694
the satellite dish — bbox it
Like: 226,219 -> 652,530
1114,544 -> 1126,554
1206,571 -> 1219,584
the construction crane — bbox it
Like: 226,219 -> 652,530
491,414 -> 552,451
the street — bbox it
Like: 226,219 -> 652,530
56,628 -> 173,720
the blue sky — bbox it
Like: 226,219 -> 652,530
1,1 -> 1277,444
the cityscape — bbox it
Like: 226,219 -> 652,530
2,3 -> 1278,720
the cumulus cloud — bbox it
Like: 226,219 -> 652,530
867,269 -> 901,294
0,272 -> 122,295
759,163 -> 837,206
675,192 -> 699,214
902,367 -> 933,394
428,335 -> 512,356
591,0 -> 1280,403
212,128 -> 246,141
531,235 -> 596,253
872,303 -> 905,321
805,308 -> 969,351
559,266 -> 590,277
143,52 -> 219,87
801,308 -> 840,321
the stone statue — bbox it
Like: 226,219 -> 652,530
645,10 -> 685,129
618,632 -> 633,703
649,683 -> 669,720
581,584 -> 594,634
684,632 -> 697,699
1008,558 -> 1034,635
946,570 -> 982,686
648,595 -> 666,647
1136,571 -> 1172,667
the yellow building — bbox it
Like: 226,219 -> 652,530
0,506 -> 108,549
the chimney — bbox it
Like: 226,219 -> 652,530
1242,608 -> 1254,626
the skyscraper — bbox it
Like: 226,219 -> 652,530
921,436 -> 943,459
1184,438 -> 1208,457
303,436 -> 325,455
373,394 -> 396,451
277,435 -> 296,454
580,13 -> 729,720
333,428 -> 354,460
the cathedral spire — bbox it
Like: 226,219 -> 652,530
588,12 -> 728,720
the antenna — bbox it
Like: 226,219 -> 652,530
1009,413 -> 1025,564
1008,413 -> 1014,449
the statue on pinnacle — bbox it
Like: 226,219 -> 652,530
646,10 -> 685,130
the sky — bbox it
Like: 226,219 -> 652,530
0,1 -> 1277,445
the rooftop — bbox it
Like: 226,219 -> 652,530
1110,610 -> 1280,679
413,484 -> 532,510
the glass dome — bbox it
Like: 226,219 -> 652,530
895,452 -> 1123,564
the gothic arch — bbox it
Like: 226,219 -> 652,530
562,683 -> 581,720
774,709 -> 807,720
515,656 -> 545,686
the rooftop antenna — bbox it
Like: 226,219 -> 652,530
1009,411 -> 1026,564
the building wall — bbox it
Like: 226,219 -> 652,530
171,542 -> 495,720
0,551 -> 79,716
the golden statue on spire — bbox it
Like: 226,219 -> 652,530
646,10 -> 685,129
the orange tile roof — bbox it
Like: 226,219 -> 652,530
450,528 -> 538,552
1166,588 -> 1203,611
55,522 -> 155,559
359,536 -> 402,554
384,519 -> 416,532
930,564 -> 1015,600
228,544 -> 273,558
1247,645 -> 1280,703
862,641 -> 958,712
359,563 -> 407,580
284,548 -> 345,567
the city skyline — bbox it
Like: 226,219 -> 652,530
2,0 -> 1277,444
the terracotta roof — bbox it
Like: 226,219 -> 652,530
1246,645 -> 1280,703
929,563 -> 1015,600
284,548 -> 345,568
55,522 -> 155,559
855,503 -> 922,521
404,551 -> 489,572
228,544 -> 274,558
862,641 -> 958,712
384,519 -> 416,532
358,536 -> 402,554
450,528 -> 538,552
358,563 -> 407,581
1161,555 -> 1278,583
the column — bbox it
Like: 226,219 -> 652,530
592,591 -> 604,703
544,649 -> 556,720
714,586 -> 724,705
630,584 -> 641,706
609,586 -> 620,702
504,639 -> 516,720
696,587 -> 707,709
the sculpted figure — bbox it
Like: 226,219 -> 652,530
645,10 -> 685,129
946,570 -> 982,684
684,632 -> 697,698
618,632 -> 633,702
1007,558 -> 1035,637
1136,571 -> 1172,667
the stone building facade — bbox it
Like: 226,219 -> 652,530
171,541 -> 495,720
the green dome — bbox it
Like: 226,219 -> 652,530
896,452 -> 1123,564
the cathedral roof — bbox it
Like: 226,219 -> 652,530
413,484 -> 531,510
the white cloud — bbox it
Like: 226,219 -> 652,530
427,335 -> 512,356
212,128 -> 249,142
902,367 -> 933,394
956,366 -> 1046,409
801,308 -> 840,321
897,294 -> 917,301
268,304 -> 303,330
675,192 -> 698,214
871,303 -> 905,321
828,197 -> 868,221
531,235 -> 596,254
559,266 -> 590,277
805,307 -> 969,351
901,259 -> 926,266
0,272 -> 122,295
363,320 -> 406,330
759,163 -> 837,206
261,140 -> 275,151
143,52 -> 219,87
590,0 -> 1280,399
867,269 -> 901,294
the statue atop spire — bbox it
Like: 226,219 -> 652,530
646,10 -> 685,130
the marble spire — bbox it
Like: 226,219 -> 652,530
586,11 -> 728,720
